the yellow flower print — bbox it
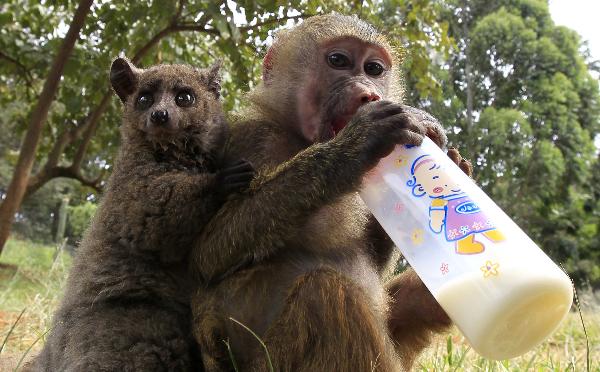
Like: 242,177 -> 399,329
480,260 -> 500,278
411,228 -> 424,245
395,156 -> 408,168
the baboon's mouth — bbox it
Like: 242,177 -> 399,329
322,105 -> 360,142
331,116 -> 351,136
326,112 -> 354,140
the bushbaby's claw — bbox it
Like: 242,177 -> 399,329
218,159 -> 255,196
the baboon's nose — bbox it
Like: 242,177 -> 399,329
360,92 -> 380,104
150,110 -> 169,125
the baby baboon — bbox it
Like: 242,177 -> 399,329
191,14 -> 471,372
28,58 -> 253,372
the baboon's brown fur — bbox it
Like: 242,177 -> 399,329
190,14 -> 469,372
28,59 -> 253,371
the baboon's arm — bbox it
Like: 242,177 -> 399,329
191,140 -> 364,282
191,101 -> 425,282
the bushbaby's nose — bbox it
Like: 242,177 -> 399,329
150,110 -> 169,125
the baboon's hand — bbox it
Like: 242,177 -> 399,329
217,159 -> 255,197
401,106 -> 472,177
401,105 -> 448,149
337,101 -> 426,171
447,147 -> 473,178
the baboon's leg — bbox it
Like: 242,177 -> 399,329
251,268 -> 400,372
386,269 -> 452,370
194,303 -> 233,372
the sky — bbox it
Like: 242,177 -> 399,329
548,0 -> 600,62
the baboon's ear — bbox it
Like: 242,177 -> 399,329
262,44 -> 275,83
205,60 -> 222,98
110,58 -> 138,103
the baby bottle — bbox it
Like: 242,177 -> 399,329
360,135 -> 573,360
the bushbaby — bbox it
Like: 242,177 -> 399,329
29,58 -> 253,372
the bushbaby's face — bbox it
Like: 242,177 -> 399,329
110,58 -> 222,145
414,161 -> 461,197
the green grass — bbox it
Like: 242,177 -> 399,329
0,238 -> 71,370
0,238 -> 598,371
418,311 -> 599,371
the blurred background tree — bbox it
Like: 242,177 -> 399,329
0,0 -> 598,287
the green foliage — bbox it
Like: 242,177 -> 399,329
11,179 -> 75,244
66,201 -> 97,242
0,0 -> 452,248
0,1 -> 598,286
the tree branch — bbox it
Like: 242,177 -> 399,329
28,166 -> 103,196
238,14 -> 307,33
173,0 -> 186,23
0,0 -> 95,252
0,50 -> 35,88
30,19 -> 185,189
170,24 -> 220,35
71,92 -> 112,169
131,26 -> 177,64
24,6 -> 296,201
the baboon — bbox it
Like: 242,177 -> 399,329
28,58 -> 253,372
191,14 -> 472,371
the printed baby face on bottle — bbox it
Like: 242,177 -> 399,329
411,155 -> 461,198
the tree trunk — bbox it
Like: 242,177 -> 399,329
462,10 -> 474,142
458,0 -> 475,157
0,0 -> 94,254
55,196 -> 69,243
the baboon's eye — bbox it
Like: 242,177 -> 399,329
327,52 -> 351,69
175,91 -> 195,107
136,93 -> 154,110
364,61 -> 384,76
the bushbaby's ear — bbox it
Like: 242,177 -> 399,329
110,58 -> 139,103
205,60 -> 222,98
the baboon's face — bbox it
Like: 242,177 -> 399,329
294,37 -> 393,143
110,58 -> 222,145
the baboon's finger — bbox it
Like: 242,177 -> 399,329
459,159 -> 473,177
391,129 -> 424,147
223,182 -> 252,193
446,147 -> 462,165
426,126 -> 446,148
386,113 -> 426,136
363,101 -> 405,121
222,160 -> 254,176
224,172 -> 255,184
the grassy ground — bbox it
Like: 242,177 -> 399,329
0,238 -> 598,371
419,311 -> 599,371
0,238 -> 71,370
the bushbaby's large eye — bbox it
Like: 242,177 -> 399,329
327,52 -> 351,69
175,91 -> 195,107
136,93 -> 154,110
364,61 -> 384,76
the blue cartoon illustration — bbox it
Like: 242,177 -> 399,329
406,154 -> 505,254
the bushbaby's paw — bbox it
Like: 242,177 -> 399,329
218,159 -> 255,196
